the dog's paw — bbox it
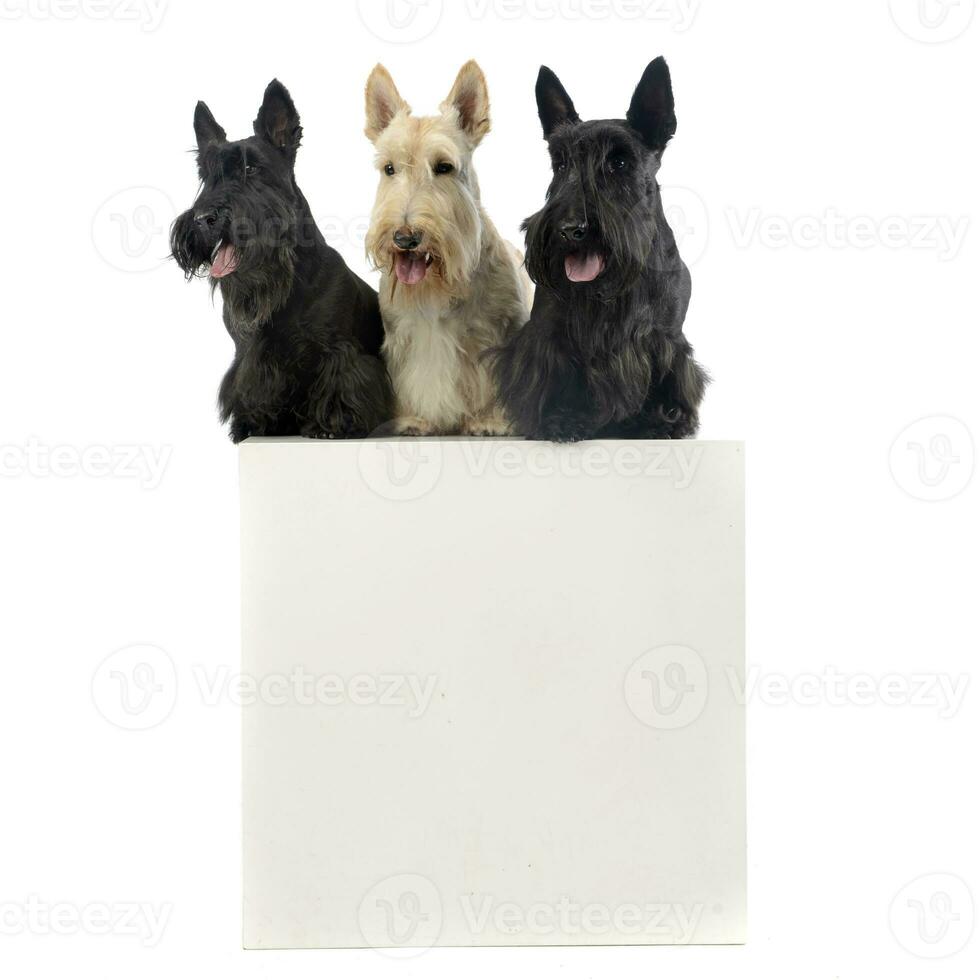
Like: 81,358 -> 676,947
463,415 -> 512,437
299,407 -> 372,441
391,417 -> 439,437
228,415 -> 254,443
535,413 -> 596,444
299,418 -> 347,440
638,405 -> 698,440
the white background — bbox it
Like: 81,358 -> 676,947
1,0 -> 978,976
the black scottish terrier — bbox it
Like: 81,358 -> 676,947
171,80 -> 390,442
493,58 -> 708,442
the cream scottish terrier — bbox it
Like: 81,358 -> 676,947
365,60 -> 532,436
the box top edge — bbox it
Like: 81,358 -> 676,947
239,437 -> 746,449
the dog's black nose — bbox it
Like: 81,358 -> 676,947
195,210 -> 218,228
393,228 -> 422,251
560,222 -> 587,242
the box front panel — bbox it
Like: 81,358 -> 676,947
241,439 -> 745,949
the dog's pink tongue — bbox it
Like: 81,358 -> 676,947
565,253 -> 605,283
210,244 -> 239,279
394,251 -> 427,286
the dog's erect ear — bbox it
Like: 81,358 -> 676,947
365,64 -> 410,141
254,79 -> 303,157
194,101 -> 226,154
441,60 -> 491,145
535,66 -> 580,139
626,57 -> 677,152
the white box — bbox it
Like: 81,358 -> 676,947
241,438 -> 745,949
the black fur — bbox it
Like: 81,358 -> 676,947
171,80 -> 391,441
493,58 -> 708,442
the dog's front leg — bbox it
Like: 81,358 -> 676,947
219,355 -> 285,443
494,322 -> 600,443
533,362 -> 604,443
627,342 -> 709,440
300,344 -> 391,440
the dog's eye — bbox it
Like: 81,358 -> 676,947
608,154 -> 628,173
554,159 -> 567,173
384,163 -> 395,177
244,164 -> 259,177
433,161 -> 454,176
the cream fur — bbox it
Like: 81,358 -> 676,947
364,61 -> 532,435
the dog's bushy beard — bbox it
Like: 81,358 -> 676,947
522,156 -> 667,304
170,188 -> 299,335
